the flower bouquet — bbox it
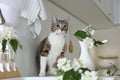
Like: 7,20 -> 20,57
0,26 -> 22,72
74,25 -> 108,70
0,27 -> 22,53
74,24 -> 107,48
56,58 -> 98,80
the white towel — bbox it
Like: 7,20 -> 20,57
0,52 -> 4,72
10,62 -> 16,71
4,62 -> 11,72
0,63 -> 4,72
21,0 -> 47,39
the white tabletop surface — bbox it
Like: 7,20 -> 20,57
1,76 -> 120,80
1,77 -> 56,80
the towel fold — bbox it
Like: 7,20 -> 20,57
10,62 -> 16,71
21,0 -> 47,39
4,62 -> 10,72
38,0 -> 47,20
0,63 -> 4,72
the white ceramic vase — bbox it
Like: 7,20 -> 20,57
79,41 -> 95,70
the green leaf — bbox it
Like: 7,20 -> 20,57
107,69 -> 111,75
94,40 -> 104,47
80,68 -> 90,73
112,64 -> 118,69
63,69 -> 81,80
63,69 -> 73,80
9,39 -> 19,53
71,69 -> 81,80
2,39 -> 7,53
74,30 -> 88,41
19,43 -> 22,49
56,70 -> 64,76
18,41 -> 22,49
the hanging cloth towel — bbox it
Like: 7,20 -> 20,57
21,0 -> 47,39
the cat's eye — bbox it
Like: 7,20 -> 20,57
57,24 -> 59,27
64,25 -> 66,28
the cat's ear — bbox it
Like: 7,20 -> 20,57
65,17 -> 70,23
52,16 -> 58,23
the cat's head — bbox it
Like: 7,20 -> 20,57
51,16 -> 69,35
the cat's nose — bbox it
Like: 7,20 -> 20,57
58,29 -> 61,32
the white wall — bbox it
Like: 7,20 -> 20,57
13,0 -> 120,77
94,27 -> 120,67
15,0 -> 86,76
95,27 -> 120,57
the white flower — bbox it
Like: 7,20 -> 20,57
90,30 -> 95,35
57,58 -> 67,70
6,27 -> 17,39
61,62 -> 72,72
78,69 -> 83,73
102,40 -> 108,43
82,29 -> 86,31
81,71 -> 98,80
72,58 -> 83,71
0,31 -> 3,40
55,75 -> 63,80
83,37 -> 94,48
83,24 -> 95,36
57,58 -> 72,72
85,24 -> 92,30
0,27 -> 17,40
56,58 -> 99,80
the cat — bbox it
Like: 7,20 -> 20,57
36,16 -> 69,76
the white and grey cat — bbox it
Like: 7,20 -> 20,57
36,16 -> 69,76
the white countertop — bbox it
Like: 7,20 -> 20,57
1,77 -> 56,80
1,76 -> 120,80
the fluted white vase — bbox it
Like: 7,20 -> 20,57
79,41 -> 95,70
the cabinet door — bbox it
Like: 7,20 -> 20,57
93,0 -> 114,21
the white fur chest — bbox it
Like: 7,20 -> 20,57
48,32 -> 65,67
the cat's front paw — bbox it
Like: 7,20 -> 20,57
47,69 -> 57,76
39,72 -> 46,77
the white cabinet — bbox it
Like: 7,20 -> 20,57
93,0 -> 114,23
112,0 -> 120,24
93,0 -> 120,25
